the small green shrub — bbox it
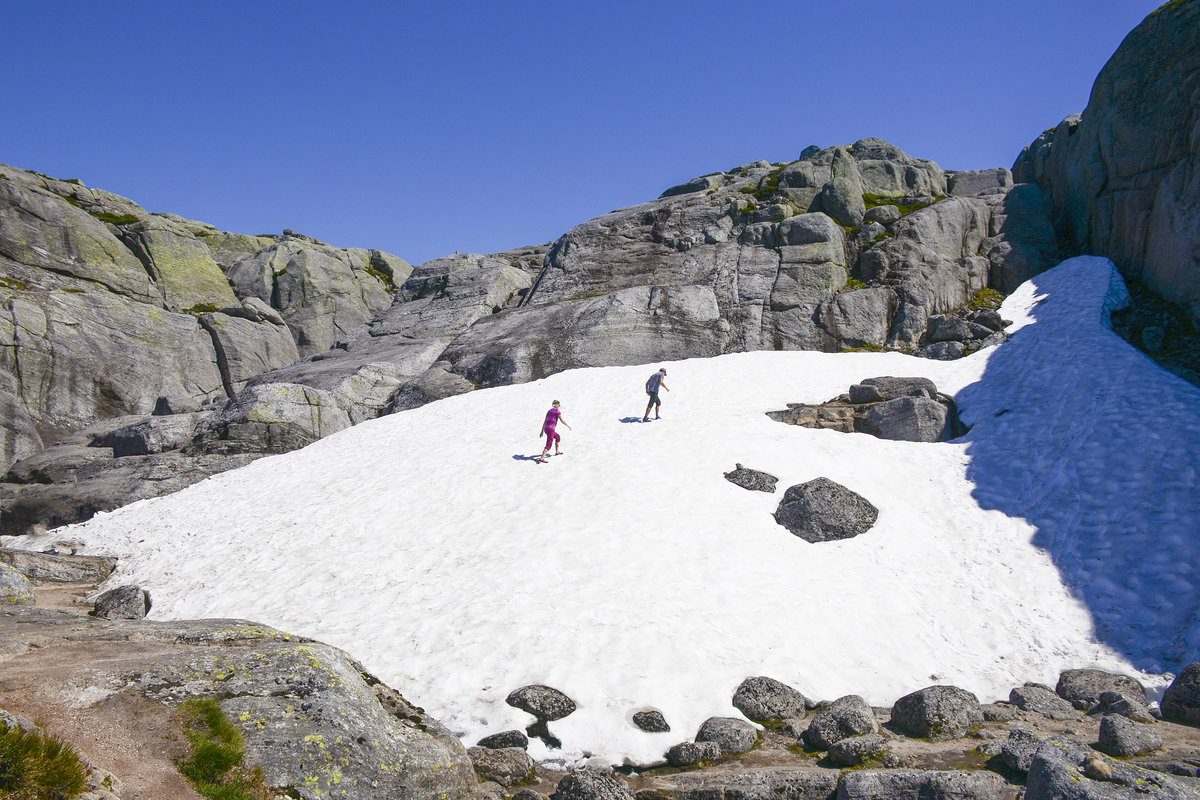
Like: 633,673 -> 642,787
968,288 -> 1005,311
183,303 -> 221,315
862,193 -> 946,216
0,722 -> 89,800
178,698 -> 271,800
90,211 -> 140,226
0,275 -> 27,291
844,277 -> 868,291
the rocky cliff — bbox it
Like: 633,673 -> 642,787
1014,0 -> 1200,317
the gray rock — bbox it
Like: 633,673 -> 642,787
1092,690 -> 1156,723
0,371 -> 41,474
773,477 -> 879,543
863,205 -> 901,226
513,790 -> 546,800
803,695 -> 877,750
0,606 -> 477,800
467,746 -> 534,787
1026,736 -> 1200,800
551,770 -> 636,800
826,733 -> 887,767
1001,728 -> 1044,773
860,396 -> 951,442
652,767 -> 838,800
632,710 -> 670,733
982,703 -> 1018,722
664,740 -> 722,767
915,341 -> 966,360
197,382 -> 352,455
1013,1 -> 1200,317
119,214 -> 239,312
925,315 -> 995,343
722,466 -> 779,494
695,716 -> 759,755
818,287 -> 900,349
198,309 -> 300,396
0,562 -> 35,606
661,175 -> 722,197
890,685 -> 983,741
1162,664 -> 1200,726
966,308 -> 1007,332
0,549 -> 116,584
947,168 -> 1014,197
506,684 -> 577,721
732,676 -> 810,723
1098,714 -> 1163,757
477,730 -> 529,749
1010,683 -> 1078,720
836,769 -> 1011,800
388,363 -> 478,413
92,413 -> 210,457
848,376 -> 938,404
1057,668 -> 1148,711
91,585 -> 150,619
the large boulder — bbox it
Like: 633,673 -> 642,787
197,383 -> 352,455
1013,1 -> 1200,317
1056,668 -> 1148,711
836,769 -> 1011,800
1162,663 -> 1200,726
802,695 -> 877,750
732,676 -> 810,723
1010,683 -> 1077,720
506,685 -> 577,721
551,770 -> 635,800
0,549 -> 116,584
1097,714 -> 1162,757
859,396 -> 952,442
467,746 -> 534,787
890,685 -> 983,741
91,585 -> 150,620
695,716 -> 759,756
773,478 -> 879,543
0,562 -> 34,606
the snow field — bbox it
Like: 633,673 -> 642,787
17,257 -> 1197,767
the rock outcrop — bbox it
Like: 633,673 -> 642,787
1013,1 -> 1200,318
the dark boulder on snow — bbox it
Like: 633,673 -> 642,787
770,377 -> 964,443
665,740 -> 722,767
632,710 -> 670,733
506,684 -> 577,721
477,730 -> 529,750
695,716 -> 759,756
1056,668 -> 1148,711
732,676 -> 810,723
859,396 -> 952,442
90,584 -> 151,619
890,685 -> 983,741
1098,714 -> 1163,757
723,464 -> 779,493
803,695 -> 878,750
774,478 -> 878,543
1161,664 -> 1200,727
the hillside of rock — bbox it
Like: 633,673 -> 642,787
1014,0 -> 1200,318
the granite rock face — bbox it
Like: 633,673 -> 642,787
1013,1 -> 1200,318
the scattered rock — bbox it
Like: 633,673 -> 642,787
695,717 -> 759,756
847,377 -> 938,404
732,676 -> 810,724
90,585 -> 150,619
1001,728 -> 1044,774
859,396 -> 952,442
506,684 -> 577,721
632,710 -> 670,733
648,766 -> 838,800
513,789 -> 545,800
890,685 -> 983,741
1091,690 -> 1156,723
0,563 -> 35,606
803,695 -> 877,750
769,377 -> 964,443
467,746 -> 534,787
826,733 -> 887,767
982,703 -> 1018,722
664,740 -> 723,767
723,465 -> 779,493
477,730 -> 528,749
836,769 -> 1011,800
551,769 -> 636,800
1010,683 -> 1077,720
1026,736 -> 1197,800
773,478 -> 879,543
1161,663 -> 1200,726
1056,668 -> 1148,711
1098,714 -> 1163,757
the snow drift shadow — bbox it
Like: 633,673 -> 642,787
956,258 -> 1200,672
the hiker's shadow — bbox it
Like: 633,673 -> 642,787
512,454 -> 545,463
618,416 -> 644,424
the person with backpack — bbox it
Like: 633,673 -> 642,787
643,368 -> 669,421
538,400 -> 571,462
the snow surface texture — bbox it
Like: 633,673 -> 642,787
15,257 -> 1200,767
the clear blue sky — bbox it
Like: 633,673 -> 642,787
3,1 -> 1164,265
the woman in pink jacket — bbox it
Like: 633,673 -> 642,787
538,400 -> 572,462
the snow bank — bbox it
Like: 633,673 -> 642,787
17,257 -> 1198,766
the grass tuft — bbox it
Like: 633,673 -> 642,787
178,699 -> 273,800
0,721 -> 89,800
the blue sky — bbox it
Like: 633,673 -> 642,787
4,1 -> 1164,265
